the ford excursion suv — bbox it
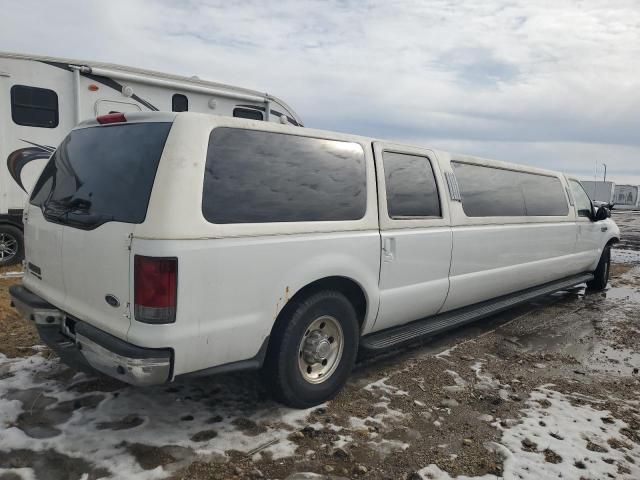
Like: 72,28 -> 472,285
10,112 -> 620,407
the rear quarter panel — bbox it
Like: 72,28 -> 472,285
129,233 -> 380,376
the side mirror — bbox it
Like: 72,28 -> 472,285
594,206 -> 609,221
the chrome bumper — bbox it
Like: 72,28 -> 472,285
10,286 -> 65,326
9,285 -> 172,387
76,332 -> 172,386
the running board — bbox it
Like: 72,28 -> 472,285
360,273 -> 594,352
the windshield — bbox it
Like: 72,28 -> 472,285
30,122 -> 172,229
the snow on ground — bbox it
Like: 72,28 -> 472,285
418,464 -> 497,480
612,248 -> 640,264
498,386 -> 640,479
0,353 -> 317,479
418,385 -> 640,480
363,377 -> 409,396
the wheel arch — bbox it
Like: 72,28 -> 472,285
0,214 -> 24,231
270,276 -> 369,338
606,237 -> 619,247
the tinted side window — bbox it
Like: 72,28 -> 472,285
203,128 -> 366,223
11,85 -> 59,128
452,163 -> 526,216
172,94 -> 188,112
569,180 -> 593,218
520,175 -> 569,216
383,152 -> 440,218
233,107 -> 263,121
452,162 -> 569,217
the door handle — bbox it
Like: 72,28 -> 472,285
382,237 -> 396,261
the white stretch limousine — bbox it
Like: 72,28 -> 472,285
11,112 -> 620,407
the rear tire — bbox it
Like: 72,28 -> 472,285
0,225 -> 24,267
587,245 -> 611,291
263,290 -> 359,408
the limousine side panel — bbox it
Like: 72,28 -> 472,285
437,153 -> 586,311
443,223 -> 584,311
128,233 -> 381,377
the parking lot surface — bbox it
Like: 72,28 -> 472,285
0,212 -> 639,480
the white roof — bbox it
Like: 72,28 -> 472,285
0,51 -> 303,125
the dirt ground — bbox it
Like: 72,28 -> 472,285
0,266 -> 39,359
0,212 -> 639,480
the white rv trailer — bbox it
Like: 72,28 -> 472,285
0,52 -> 303,265
613,184 -> 640,210
580,180 -> 616,205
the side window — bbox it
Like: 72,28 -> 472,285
519,174 -> 569,216
383,152 -> 441,218
452,162 -> 569,217
569,180 -> 593,218
233,107 -> 263,121
202,128 -> 366,223
172,94 -> 188,112
11,85 -> 59,128
452,162 -> 526,216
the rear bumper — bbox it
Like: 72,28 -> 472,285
9,285 -> 173,386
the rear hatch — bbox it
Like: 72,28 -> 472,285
25,120 -> 172,338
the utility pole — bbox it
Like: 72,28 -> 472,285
593,160 -> 598,200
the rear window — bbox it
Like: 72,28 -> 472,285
202,128 -> 366,223
30,122 -> 171,229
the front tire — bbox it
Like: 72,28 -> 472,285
263,290 -> 359,408
0,225 -> 24,267
587,245 -> 611,291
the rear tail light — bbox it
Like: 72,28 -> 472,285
97,113 -> 127,124
134,256 -> 177,324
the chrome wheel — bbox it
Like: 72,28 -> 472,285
298,315 -> 344,384
0,233 -> 18,262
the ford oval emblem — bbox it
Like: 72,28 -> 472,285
105,294 -> 120,308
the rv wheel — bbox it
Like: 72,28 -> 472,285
264,290 -> 359,408
0,225 -> 23,266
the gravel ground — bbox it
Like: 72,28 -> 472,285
0,213 -> 639,480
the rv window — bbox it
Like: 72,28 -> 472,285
202,128 -> 366,223
11,85 -> 59,128
233,107 -> 263,121
452,162 -> 568,217
383,152 -> 441,218
172,94 -> 188,112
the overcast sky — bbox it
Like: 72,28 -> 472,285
2,0 -> 639,183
